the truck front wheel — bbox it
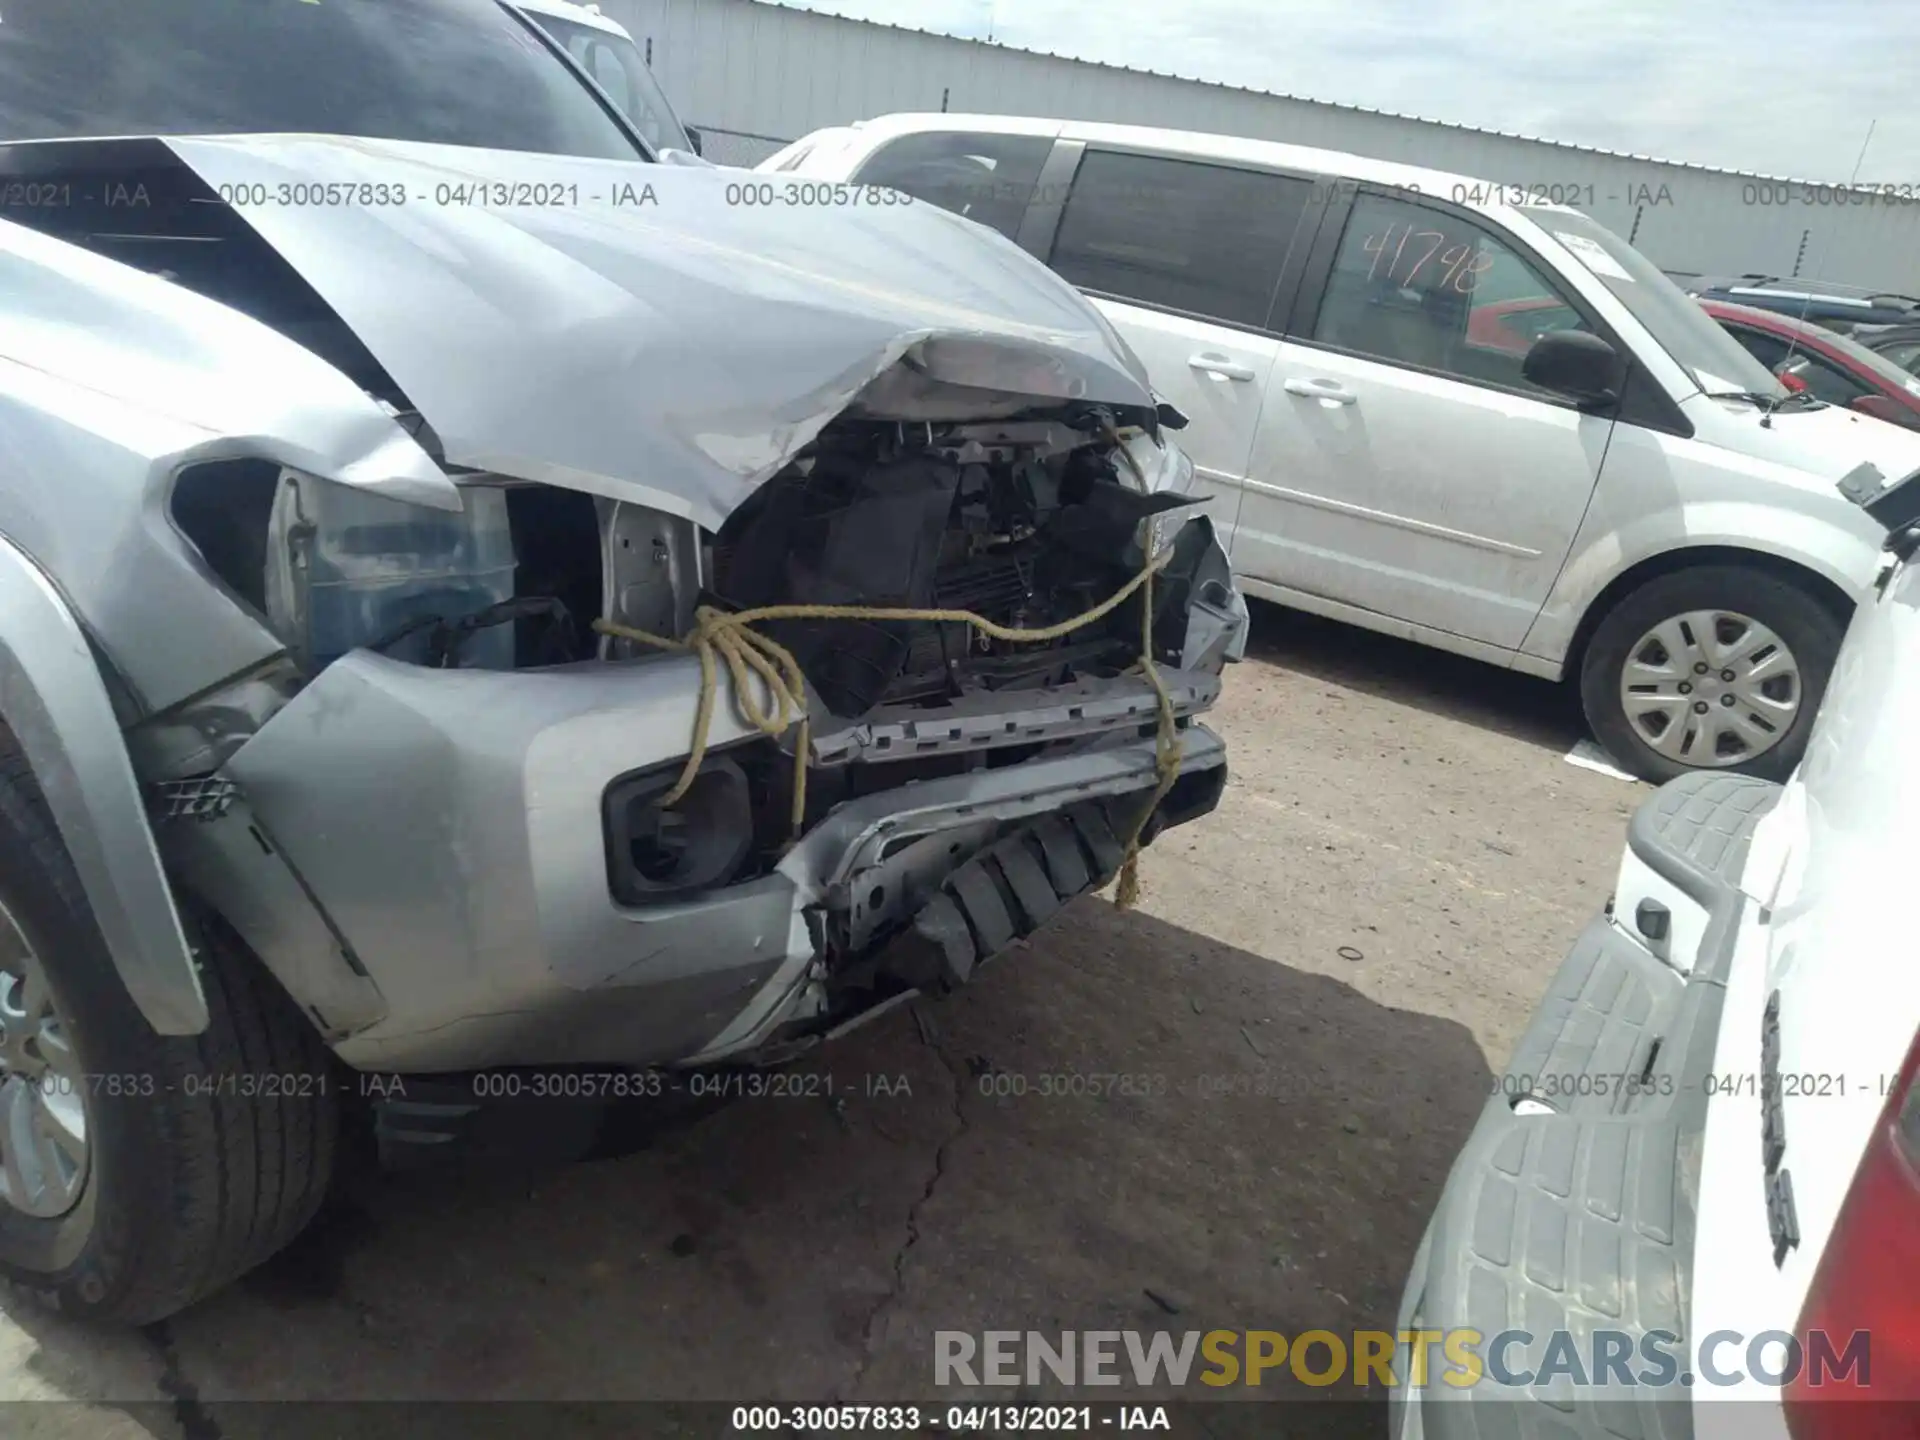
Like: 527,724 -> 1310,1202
0,733 -> 337,1323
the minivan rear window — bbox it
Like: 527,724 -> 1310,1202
853,130 -> 1054,241
1050,150 -> 1312,329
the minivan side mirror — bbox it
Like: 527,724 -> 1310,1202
1522,329 -> 1627,408
683,125 -> 703,156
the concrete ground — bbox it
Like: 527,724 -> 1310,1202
0,603 -> 1646,1437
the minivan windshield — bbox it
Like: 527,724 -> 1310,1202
519,11 -> 693,154
1521,206 -> 1790,402
0,0 -> 645,162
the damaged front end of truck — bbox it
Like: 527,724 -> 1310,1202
0,134 -> 1247,1095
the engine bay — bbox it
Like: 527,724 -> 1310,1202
158,407 -> 1220,931
172,409 -> 1205,732
706,415 -> 1201,719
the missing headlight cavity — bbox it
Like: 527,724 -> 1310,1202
171,458 -> 281,614
709,411 -> 1204,720
170,462 -> 610,675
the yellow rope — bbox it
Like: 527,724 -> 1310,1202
593,545 -> 1183,911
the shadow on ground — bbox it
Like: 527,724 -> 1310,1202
7,900 -> 1491,1439
1243,599 -> 1586,757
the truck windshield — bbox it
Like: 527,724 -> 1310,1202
1520,205 -> 1787,401
521,12 -> 693,154
0,0 -> 645,162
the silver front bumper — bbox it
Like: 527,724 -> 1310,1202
161,645 -> 1226,1074
696,721 -> 1227,1061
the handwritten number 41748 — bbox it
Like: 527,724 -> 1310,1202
1360,225 -> 1494,293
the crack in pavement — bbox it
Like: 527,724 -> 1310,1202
841,1004 -> 971,1402
142,1320 -> 222,1440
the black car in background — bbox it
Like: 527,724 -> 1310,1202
1684,275 -> 1920,333
1852,322 -> 1920,376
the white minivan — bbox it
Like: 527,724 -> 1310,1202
766,116 -> 1920,781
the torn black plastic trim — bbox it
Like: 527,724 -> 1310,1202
1837,458 -> 1920,532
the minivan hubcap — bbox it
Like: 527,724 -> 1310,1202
1619,610 -> 1801,767
0,901 -> 89,1219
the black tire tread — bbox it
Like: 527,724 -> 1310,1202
0,724 -> 336,1323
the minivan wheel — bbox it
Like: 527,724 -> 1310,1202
1579,565 -> 1846,784
0,731 -> 338,1323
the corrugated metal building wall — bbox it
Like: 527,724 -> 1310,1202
597,0 -> 1920,292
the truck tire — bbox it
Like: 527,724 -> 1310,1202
0,731 -> 337,1323
1579,564 -> 1846,784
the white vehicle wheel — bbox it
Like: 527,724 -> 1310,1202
1616,609 -> 1802,769
1580,565 -> 1845,783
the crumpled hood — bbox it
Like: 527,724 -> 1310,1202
157,134 -> 1157,529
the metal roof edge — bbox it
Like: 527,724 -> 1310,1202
744,0 -> 1871,187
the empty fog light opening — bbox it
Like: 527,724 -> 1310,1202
603,755 -> 754,905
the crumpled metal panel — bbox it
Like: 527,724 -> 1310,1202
690,725 -> 1228,1059
160,134 -> 1159,531
0,215 -> 456,513
807,668 -> 1221,766
0,217 -> 463,714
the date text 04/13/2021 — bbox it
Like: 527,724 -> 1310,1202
30,1068 -> 920,1104
727,1404 -> 1174,1432
464,1070 -> 913,1101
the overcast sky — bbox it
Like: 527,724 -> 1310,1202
768,0 -> 1919,181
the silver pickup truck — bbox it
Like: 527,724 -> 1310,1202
0,0 -> 1244,1323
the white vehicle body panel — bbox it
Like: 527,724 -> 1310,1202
1688,545 -> 1920,1422
1251,336 -> 1609,650
1098,297 -> 1281,526
1386,502 -> 1918,1434
772,113 -> 1920,676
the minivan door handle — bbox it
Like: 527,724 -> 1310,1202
1188,353 -> 1257,382
1283,378 -> 1358,405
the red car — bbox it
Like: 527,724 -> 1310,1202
1700,298 -> 1920,430
1465,294 -> 1588,355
